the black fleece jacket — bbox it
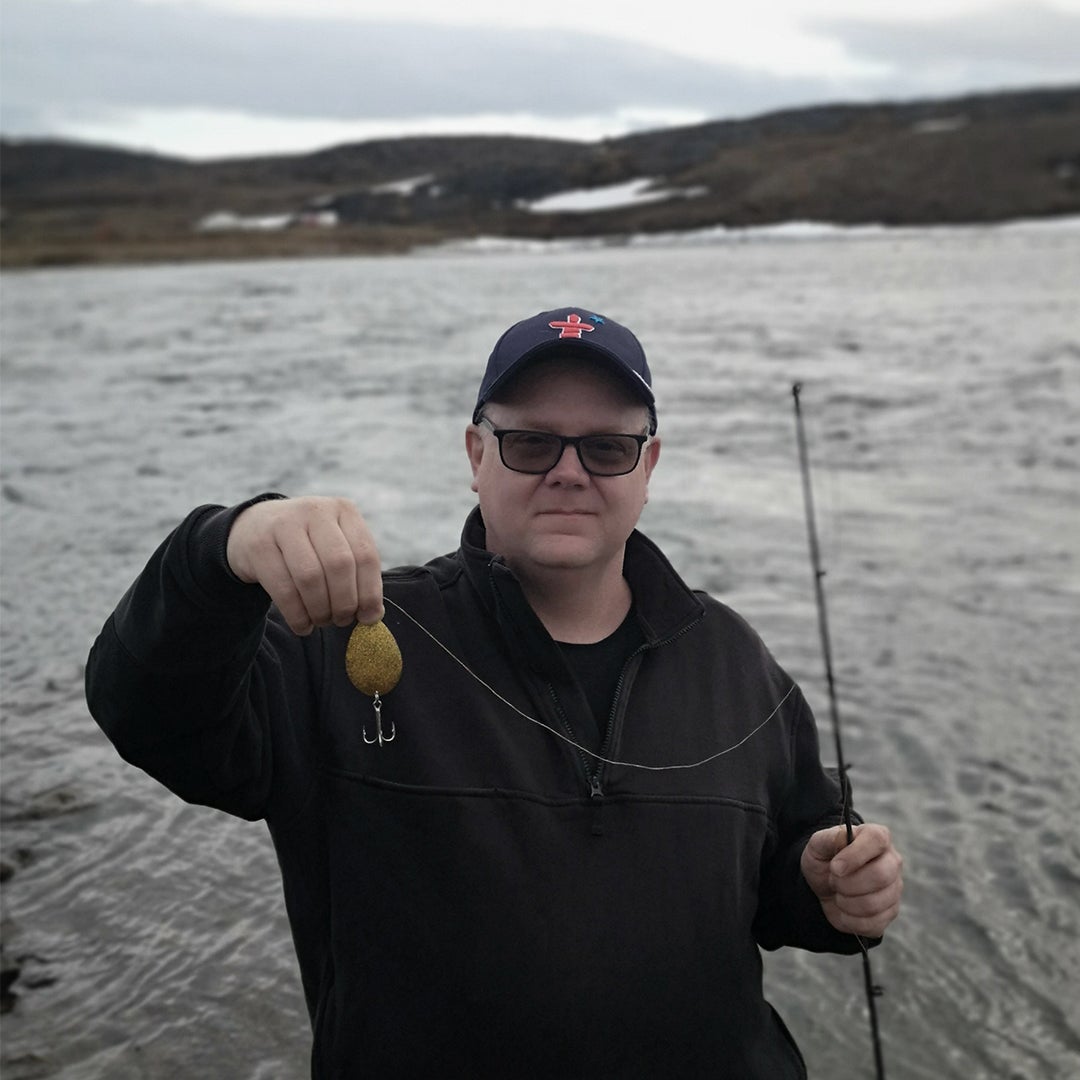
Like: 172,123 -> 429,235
86,502 -> 863,1079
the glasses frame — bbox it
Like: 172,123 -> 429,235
477,416 -> 649,477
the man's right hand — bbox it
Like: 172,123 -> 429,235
226,496 -> 383,635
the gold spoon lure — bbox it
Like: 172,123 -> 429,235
345,621 -> 403,746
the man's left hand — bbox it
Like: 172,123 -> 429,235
801,823 -> 903,938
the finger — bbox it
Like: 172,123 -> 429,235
831,824 -> 894,877
828,895 -> 902,938
830,908 -> 901,939
278,528 -> 334,631
340,512 -> 384,624
254,542 -> 316,635
305,511 -> 361,627
805,825 -> 849,866
835,847 -> 904,899
832,875 -> 904,918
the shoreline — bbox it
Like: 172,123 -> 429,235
3,213 -> 1080,272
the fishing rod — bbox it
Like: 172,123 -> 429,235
791,382 -> 886,1080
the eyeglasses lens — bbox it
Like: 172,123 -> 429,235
580,436 -> 641,474
499,432 -> 641,476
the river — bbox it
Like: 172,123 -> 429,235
2,220 -> 1078,1078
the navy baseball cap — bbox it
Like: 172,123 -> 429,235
473,308 -> 657,434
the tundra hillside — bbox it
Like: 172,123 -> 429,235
2,85 -> 1078,268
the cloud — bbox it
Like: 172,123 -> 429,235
2,0 -> 1076,156
1,0 -> 832,135
807,2 -> 1080,86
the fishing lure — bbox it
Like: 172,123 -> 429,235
346,620 -> 403,746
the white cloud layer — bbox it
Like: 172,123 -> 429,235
2,0 -> 1077,158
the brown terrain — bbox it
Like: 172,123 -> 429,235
1,85 -> 1078,268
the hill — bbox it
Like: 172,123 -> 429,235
2,85 -> 1078,267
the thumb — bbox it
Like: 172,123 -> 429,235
805,824 -> 849,865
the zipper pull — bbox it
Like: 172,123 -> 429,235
589,774 -> 605,835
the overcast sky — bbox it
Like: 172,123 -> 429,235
2,0 -> 1078,159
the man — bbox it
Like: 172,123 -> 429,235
86,307 -> 903,1078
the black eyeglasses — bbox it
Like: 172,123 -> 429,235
478,416 -> 649,477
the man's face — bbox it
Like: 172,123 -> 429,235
466,359 -> 660,583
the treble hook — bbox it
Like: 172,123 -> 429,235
362,692 -> 396,747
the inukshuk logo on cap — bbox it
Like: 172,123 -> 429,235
549,313 -> 600,339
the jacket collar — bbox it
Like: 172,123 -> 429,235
457,506 -> 704,674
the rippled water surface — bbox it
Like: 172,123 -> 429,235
2,224 -> 1079,1078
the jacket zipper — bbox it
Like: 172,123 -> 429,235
546,683 -> 595,792
591,613 -> 706,797
546,684 -> 606,836
548,612 -> 706,799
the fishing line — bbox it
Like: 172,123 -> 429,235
792,382 -> 887,1080
382,595 -> 797,772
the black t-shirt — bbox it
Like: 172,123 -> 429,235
556,608 -> 644,752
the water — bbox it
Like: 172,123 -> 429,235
2,223 -> 1078,1078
